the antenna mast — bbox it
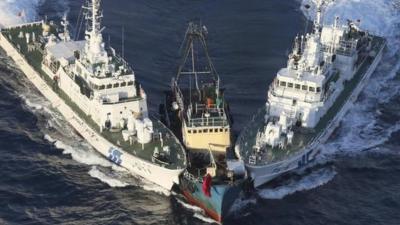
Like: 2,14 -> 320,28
122,26 -> 125,59
83,0 -> 107,65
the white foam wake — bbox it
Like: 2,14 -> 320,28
174,196 -> 218,224
300,0 -> 400,53
175,197 -> 204,213
88,166 -> 130,187
258,167 -> 337,199
44,134 -> 113,167
193,213 -> 219,224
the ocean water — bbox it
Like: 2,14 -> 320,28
0,0 -> 399,224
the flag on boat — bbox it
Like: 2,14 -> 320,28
202,174 -> 212,197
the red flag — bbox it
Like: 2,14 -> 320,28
202,174 -> 212,197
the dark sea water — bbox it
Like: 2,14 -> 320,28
0,0 -> 399,224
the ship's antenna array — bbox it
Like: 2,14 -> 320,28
61,13 -> 70,42
175,23 -> 221,93
81,0 -> 108,66
122,26 -> 125,59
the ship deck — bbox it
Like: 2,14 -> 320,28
1,23 -> 186,170
102,119 -> 186,169
237,35 -> 386,166
179,85 -> 230,128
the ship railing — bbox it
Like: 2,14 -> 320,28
101,96 -> 142,105
2,21 -> 43,30
183,170 -> 201,182
270,89 -> 323,104
187,116 -> 228,127
195,103 -> 223,111
236,106 -> 311,166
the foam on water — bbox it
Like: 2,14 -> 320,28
141,180 -> 170,196
88,166 -> 130,187
44,134 -> 112,167
173,194 -> 219,223
301,0 -> 400,54
258,167 -> 337,200
193,213 -> 219,224
175,197 -> 204,213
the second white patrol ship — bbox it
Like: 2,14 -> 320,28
235,0 -> 386,187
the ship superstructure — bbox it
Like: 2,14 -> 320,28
161,23 -> 244,223
44,0 -> 146,131
235,0 -> 386,187
0,0 -> 186,190
165,23 -> 232,154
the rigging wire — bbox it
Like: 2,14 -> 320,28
74,5 -> 84,41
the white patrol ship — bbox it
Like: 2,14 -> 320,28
235,0 -> 386,187
0,0 -> 186,190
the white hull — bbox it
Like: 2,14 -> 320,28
247,41 -> 386,188
0,31 -> 183,191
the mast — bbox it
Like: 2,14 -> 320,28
83,0 -> 107,67
175,23 -> 220,87
314,0 -> 323,34
61,14 -> 70,42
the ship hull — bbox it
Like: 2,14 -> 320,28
0,28 -> 184,191
241,37 -> 386,188
178,174 -> 242,223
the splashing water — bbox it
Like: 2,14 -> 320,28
88,166 -> 130,187
258,167 -> 337,200
301,0 -> 400,53
174,196 -> 219,224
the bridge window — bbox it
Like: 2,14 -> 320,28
288,82 -> 293,88
99,85 -> 105,90
114,83 -> 120,88
121,82 -> 127,87
316,87 -> 321,93
106,84 -> 112,89
203,129 -> 208,133
219,128 -> 223,132
193,130 -> 197,134
309,86 -> 315,92
214,128 -> 218,133
302,85 -> 307,91
127,81 -> 134,86
188,130 -> 192,134
295,84 -> 301,89
280,81 -> 287,87
209,129 -> 213,133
